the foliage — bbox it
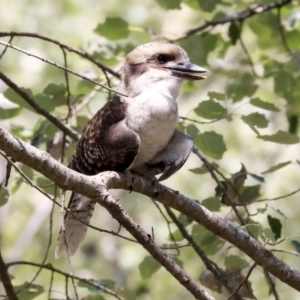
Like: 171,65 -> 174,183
1,0 -> 300,299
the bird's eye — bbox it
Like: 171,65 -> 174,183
155,54 -> 168,64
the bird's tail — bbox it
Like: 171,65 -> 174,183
55,193 -> 95,258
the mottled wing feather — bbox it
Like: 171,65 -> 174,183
70,95 -> 140,175
56,95 -> 140,258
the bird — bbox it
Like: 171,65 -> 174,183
55,41 -> 207,258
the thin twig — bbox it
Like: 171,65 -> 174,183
60,47 -> 72,121
238,22 -> 259,77
179,116 -> 227,125
0,238 -> 18,300
0,31 -> 120,78
277,7 -> 295,59
0,41 -> 126,97
48,271 -> 54,300
6,261 -> 124,300
264,270 -> 280,300
192,147 -> 247,227
151,200 -> 180,256
0,36 -> 13,60
236,187 -> 300,206
168,0 -> 292,42
164,206 -> 243,300
271,249 -> 300,257
60,191 -> 79,300
226,263 -> 257,300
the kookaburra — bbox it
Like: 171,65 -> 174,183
55,42 -> 207,258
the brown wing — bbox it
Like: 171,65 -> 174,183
70,95 -> 140,175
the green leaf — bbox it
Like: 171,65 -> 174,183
15,283 -> 45,300
173,257 -> 184,268
245,222 -> 260,240
241,112 -> 269,128
0,107 -> 22,119
35,89 -> 67,112
194,100 -> 227,120
78,279 -> 115,294
201,197 -> 221,212
288,115 -> 298,134
291,240 -> 300,253
258,130 -> 299,144
196,0 -> 219,12
207,91 -> 226,101
224,255 -> 248,269
271,207 -> 288,219
179,34 -> 218,64
76,115 -> 90,132
155,0 -> 181,9
262,228 -> 276,242
267,215 -> 282,240
182,0 -> 201,10
177,123 -> 185,133
20,164 -> 34,180
239,185 -> 260,203
178,213 -> 193,227
248,173 -> 265,183
189,167 -> 207,174
194,132 -> 226,159
4,88 -> 35,112
227,73 -> 258,102
168,229 -> 184,242
228,22 -> 240,45
191,224 -> 225,256
0,187 -> 9,207
189,162 -> 219,175
94,17 -> 130,40
262,161 -> 291,174
36,176 -> 56,195
139,256 -> 161,279
249,98 -> 280,112
43,83 -> 66,97
274,70 -> 293,96
186,123 -> 199,139
83,295 -> 106,300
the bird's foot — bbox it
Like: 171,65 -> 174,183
124,169 -> 134,193
151,177 -> 160,198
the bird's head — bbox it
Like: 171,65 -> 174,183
119,42 -> 208,97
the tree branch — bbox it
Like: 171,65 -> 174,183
1,126 -> 300,293
0,70 -> 80,142
0,31 -> 120,79
6,261 -> 124,300
0,238 -> 18,300
0,41 -> 127,97
169,0 -> 292,42
0,126 -> 213,300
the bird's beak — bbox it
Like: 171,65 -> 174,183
164,62 -> 208,80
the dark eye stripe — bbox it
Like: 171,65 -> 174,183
155,54 -> 175,64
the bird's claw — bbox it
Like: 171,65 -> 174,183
151,178 -> 160,198
124,170 -> 134,193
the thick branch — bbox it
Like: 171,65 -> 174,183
1,126 -> 300,292
0,126 -> 213,300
